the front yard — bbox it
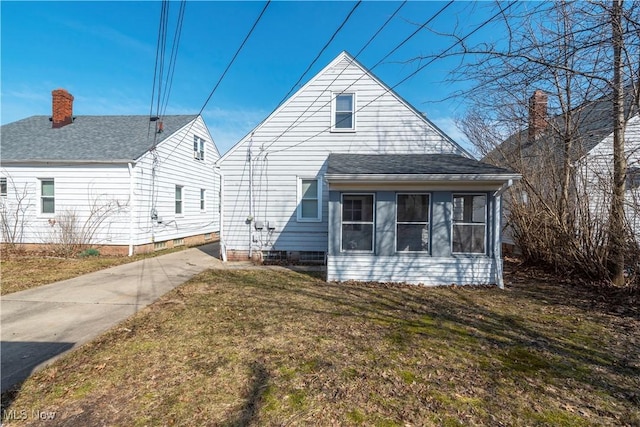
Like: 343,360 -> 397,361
2,262 -> 639,426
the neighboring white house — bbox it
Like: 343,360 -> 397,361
218,51 -> 519,286
0,89 -> 220,255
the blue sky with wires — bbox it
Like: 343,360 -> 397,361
1,1 -> 514,156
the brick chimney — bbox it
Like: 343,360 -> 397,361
528,89 -> 547,140
51,89 -> 74,128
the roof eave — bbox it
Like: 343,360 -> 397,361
1,159 -> 136,166
325,173 -> 522,184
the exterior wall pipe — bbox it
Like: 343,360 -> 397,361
127,162 -> 135,257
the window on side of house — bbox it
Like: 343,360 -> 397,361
175,185 -> 183,214
341,194 -> 374,252
193,136 -> 205,160
41,179 -> 55,214
627,166 -> 640,189
1,177 -> 7,197
332,93 -> 355,131
452,194 -> 486,254
396,193 -> 430,252
200,189 -> 206,211
297,178 -> 321,221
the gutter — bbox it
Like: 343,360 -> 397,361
325,173 -> 522,184
213,163 -> 227,262
1,159 -> 135,166
128,163 -> 135,256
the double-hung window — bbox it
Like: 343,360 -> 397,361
452,194 -> 486,254
175,185 -> 183,214
341,194 -> 374,252
41,179 -> 55,214
332,93 -> 355,131
193,136 -> 205,160
297,178 -> 321,221
396,194 -> 430,252
0,177 -> 7,197
200,189 -> 206,211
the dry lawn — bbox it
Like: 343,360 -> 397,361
2,262 -> 639,426
0,247 -> 187,295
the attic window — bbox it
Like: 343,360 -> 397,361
193,136 -> 205,160
332,93 -> 355,132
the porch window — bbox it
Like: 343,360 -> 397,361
41,179 -> 55,214
332,93 -> 355,131
341,194 -> 374,252
297,178 -> 321,221
452,194 -> 486,254
396,194 -> 430,252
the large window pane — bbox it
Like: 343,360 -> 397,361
301,200 -> 318,218
335,112 -> 353,129
397,224 -> 429,251
341,194 -> 374,252
301,179 -> 317,199
452,194 -> 486,254
396,194 -> 429,252
336,94 -> 353,111
342,224 -> 373,251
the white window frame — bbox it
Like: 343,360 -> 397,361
331,92 -> 356,132
297,177 -> 322,222
200,188 -> 206,211
451,193 -> 487,255
395,193 -> 431,253
175,185 -> 183,215
193,135 -> 205,160
340,193 -> 375,253
40,178 -> 55,215
0,177 -> 7,197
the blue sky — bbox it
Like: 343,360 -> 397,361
1,1 -> 509,155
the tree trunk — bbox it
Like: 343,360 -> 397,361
609,0 -> 627,286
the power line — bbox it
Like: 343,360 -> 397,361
160,0 -> 187,119
261,0 -> 452,153
268,1 -> 517,156
198,0 -> 271,116
259,1 -> 407,153
160,0 -> 271,164
274,1 -> 362,109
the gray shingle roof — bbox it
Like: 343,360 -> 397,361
1,115 -> 197,162
327,153 -> 516,176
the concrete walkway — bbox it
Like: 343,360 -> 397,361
1,243 -> 221,393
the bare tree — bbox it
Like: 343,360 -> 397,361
424,1 -> 640,284
0,177 -> 32,249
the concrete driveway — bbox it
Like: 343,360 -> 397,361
1,243 -> 221,393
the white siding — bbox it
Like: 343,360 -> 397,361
220,52 -> 467,256
1,115 -> 220,248
327,255 -> 498,285
131,115 -> 220,245
579,114 -> 640,241
0,165 -> 131,245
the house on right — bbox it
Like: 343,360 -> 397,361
489,89 -> 640,250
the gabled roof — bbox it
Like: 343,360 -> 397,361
219,51 -> 472,162
326,153 -> 520,183
1,115 -> 197,163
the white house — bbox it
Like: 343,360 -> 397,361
218,52 -> 519,287
0,89 -> 220,255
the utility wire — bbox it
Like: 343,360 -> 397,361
148,0 -> 169,141
274,1 -> 362,109
160,0 -> 187,119
261,0 -> 451,153
198,0 -> 271,116
259,1 -> 407,154
268,1 -> 517,155
160,0 -> 271,163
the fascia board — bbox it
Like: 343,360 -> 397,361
325,173 -> 522,184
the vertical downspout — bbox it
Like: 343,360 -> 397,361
247,136 -> 254,259
128,162 -> 135,257
214,164 -> 227,262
